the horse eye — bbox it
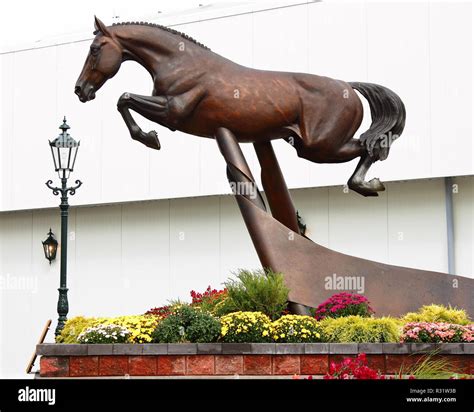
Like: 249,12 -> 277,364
90,45 -> 100,56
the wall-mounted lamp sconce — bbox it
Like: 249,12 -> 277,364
42,229 -> 58,265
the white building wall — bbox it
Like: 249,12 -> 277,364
0,1 -> 472,211
0,176 -> 473,377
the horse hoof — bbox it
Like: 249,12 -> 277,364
147,130 -> 161,150
348,180 -> 380,197
368,178 -> 385,192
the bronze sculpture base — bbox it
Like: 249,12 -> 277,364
216,127 -> 474,317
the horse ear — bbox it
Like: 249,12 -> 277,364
94,16 -> 111,36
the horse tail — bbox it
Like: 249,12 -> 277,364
349,82 -> 406,161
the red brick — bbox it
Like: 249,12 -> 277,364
215,355 -> 243,375
469,356 -> 474,375
300,355 -> 328,375
40,356 -> 69,377
445,355 -> 470,374
129,356 -> 157,376
329,354 -> 356,366
186,355 -> 214,375
99,355 -> 129,376
70,356 -> 98,377
157,355 -> 185,375
366,355 -> 386,374
385,354 -> 422,375
243,355 -> 272,375
273,355 -> 300,375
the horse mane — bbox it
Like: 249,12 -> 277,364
110,21 -> 210,50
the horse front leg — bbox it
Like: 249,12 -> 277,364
117,92 -> 167,150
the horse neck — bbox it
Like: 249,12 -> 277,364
112,25 -> 204,83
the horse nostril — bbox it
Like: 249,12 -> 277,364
74,86 -> 82,95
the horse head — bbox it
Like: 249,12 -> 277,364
75,17 -> 123,102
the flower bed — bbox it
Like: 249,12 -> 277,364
45,275 -> 473,378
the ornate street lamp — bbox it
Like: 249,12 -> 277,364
42,229 -> 58,264
46,117 -> 82,336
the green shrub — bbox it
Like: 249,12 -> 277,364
320,316 -> 402,343
220,311 -> 272,343
222,269 -> 289,320
271,315 -> 322,343
151,305 -> 220,343
213,297 -> 239,317
78,324 -> 131,344
56,316 -> 99,343
401,304 -> 471,325
186,315 -> 221,343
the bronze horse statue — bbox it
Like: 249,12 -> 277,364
74,18 -> 474,317
76,17 -> 405,197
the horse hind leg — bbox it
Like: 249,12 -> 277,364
347,154 -> 385,197
292,137 -> 384,197
291,134 -> 364,163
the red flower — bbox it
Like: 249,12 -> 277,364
324,353 -> 385,380
144,305 -> 172,318
315,292 -> 374,320
190,285 -> 227,306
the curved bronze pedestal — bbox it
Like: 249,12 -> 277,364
215,127 -> 474,317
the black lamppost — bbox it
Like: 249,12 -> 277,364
46,117 -> 82,336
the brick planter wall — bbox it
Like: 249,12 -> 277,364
37,343 -> 474,378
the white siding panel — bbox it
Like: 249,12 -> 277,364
169,196 -> 220,300
252,4 -> 309,73
430,2 -> 472,177
366,2 -> 431,182
291,187 -> 330,247
328,185 -> 389,262
0,53 -> 14,209
453,176 -> 474,278
73,205 -> 122,316
11,48 -> 58,210
387,179 -> 448,272
0,212 -> 35,377
149,129 -> 201,199
308,2 -> 367,83
121,201 -> 171,313
219,195 -> 260,285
